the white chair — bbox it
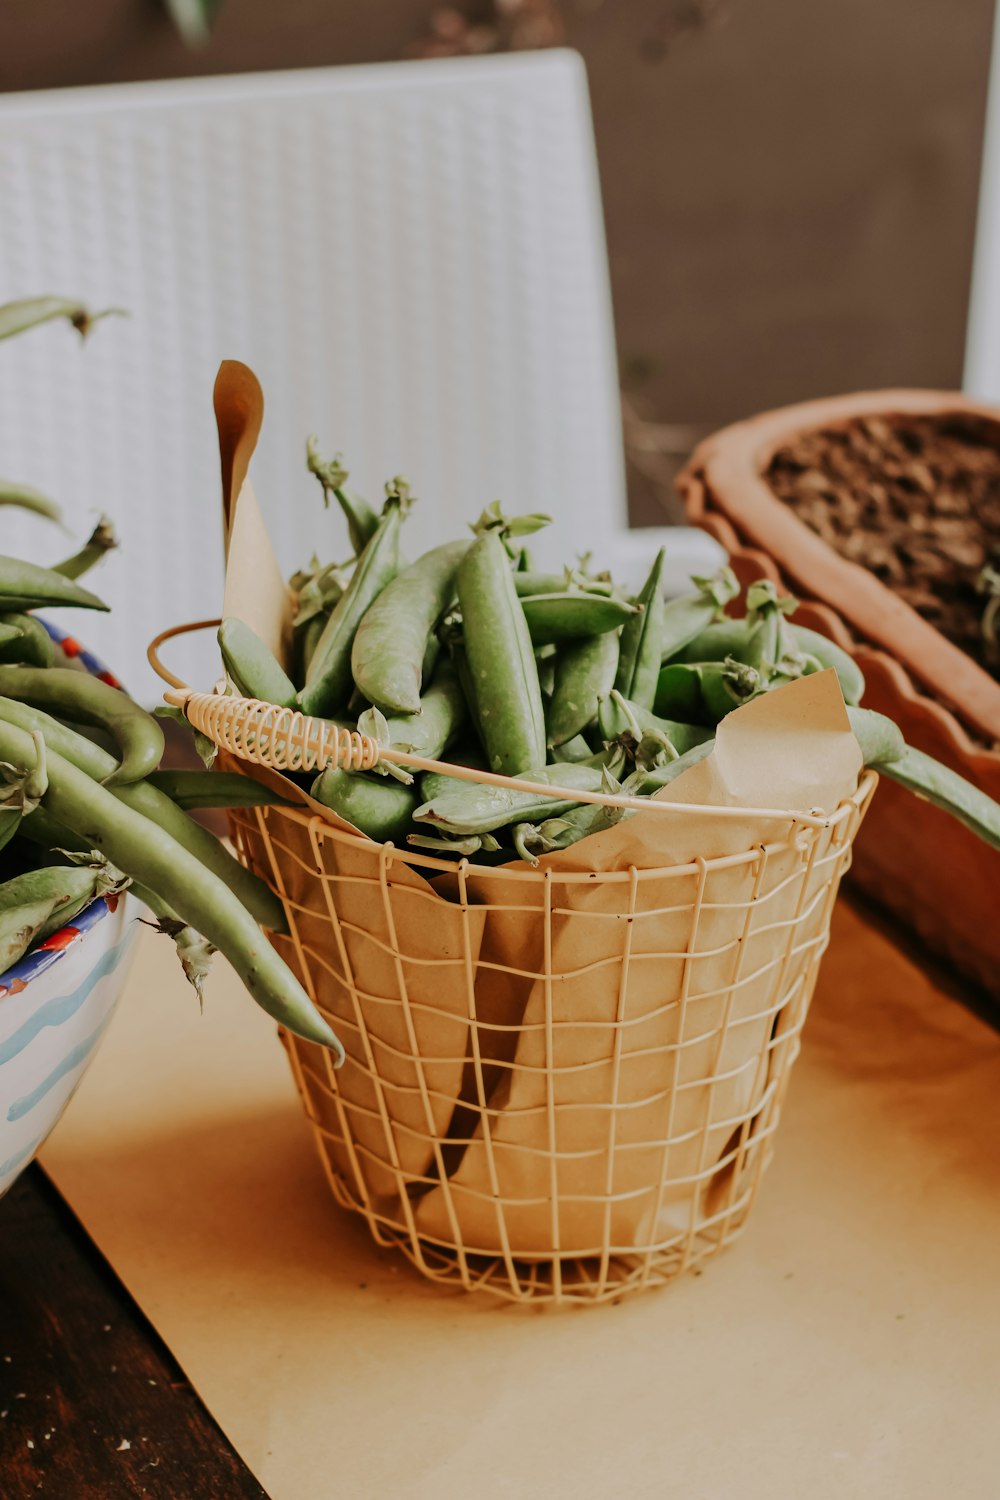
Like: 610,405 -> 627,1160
0,52 -> 723,700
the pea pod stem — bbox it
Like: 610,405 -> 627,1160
0,296 -> 124,342
53,517 -> 118,580
306,437 -> 379,554
0,716 -> 341,1053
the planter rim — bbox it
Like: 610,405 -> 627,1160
687,389 -> 1000,742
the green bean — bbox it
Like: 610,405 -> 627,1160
0,296 -> 123,342
0,666 -> 164,787
653,659 -> 760,725
146,770 -> 291,811
53,516 -> 118,579
311,768 -> 417,843
0,480 -> 62,525
218,617 -> 297,709
351,540 -> 468,713
300,485 -> 409,717
846,707 -> 905,766
0,696 -> 285,932
520,592 -> 637,644
597,692 -> 714,756
674,620 -> 866,706
879,746 -> 1000,850
547,631 -> 620,746
457,527 -> 546,775
414,763 -> 607,837
0,555 -> 108,613
615,547 -> 666,710
0,614 -> 53,668
658,566 -> 740,662
306,437 -> 379,554
0,716 -> 341,1052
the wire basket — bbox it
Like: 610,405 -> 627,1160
150,622 -> 875,1306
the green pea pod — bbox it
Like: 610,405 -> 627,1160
0,614 -> 53,668
536,648 -> 557,698
512,800 -> 626,866
547,631 -> 620,747
0,696 -> 285,933
0,666 -> 164,787
0,860 -> 130,950
550,733 -> 597,763
0,480 -> 62,525
53,516 -> 118,580
218,617 -> 297,709
311,768 -> 417,843
0,555 -> 108,613
675,620 -> 866,706
0,296 -> 122,342
299,487 -> 409,717
145,770 -> 292,811
351,540 -> 468,714
520,593 -> 638,644
597,692 -> 714,756
846,707 -> 905,766
653,659 -> 760,725
377,660 -> 467,759
514,572 -> 614,598
0,897 -> 63,972
614,548 -> 666,710
0,624 -> 22,650
628,738 -> 716,795
414,763 -> 606,837
297,611 -> 329,686
457,527 -> 546,775
742,581 -> 802,684
0,716 -> 340,1053
879,746 -> 1000,850
407,830 -> 502,858
658,566 -> 740,662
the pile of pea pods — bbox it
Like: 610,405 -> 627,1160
216,446 -> 1000,864
0,297 -> 342,1056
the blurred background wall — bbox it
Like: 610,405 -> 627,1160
1,0 -> 994,521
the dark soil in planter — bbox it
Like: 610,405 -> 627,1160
765,414 -> 1000,679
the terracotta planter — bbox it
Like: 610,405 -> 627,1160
678,390 -> 1000,1000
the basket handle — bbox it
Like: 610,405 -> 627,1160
147,620 -> 837,828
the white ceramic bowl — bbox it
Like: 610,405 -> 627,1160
0,624 -> 140,1196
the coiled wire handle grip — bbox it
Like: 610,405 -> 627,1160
148,619 -> 839,829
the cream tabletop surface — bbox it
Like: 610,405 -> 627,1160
41,900 -> 1000,1500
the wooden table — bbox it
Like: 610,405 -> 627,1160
0,1167 -> 267,1500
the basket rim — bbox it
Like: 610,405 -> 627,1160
149,618 -> 868,835
233,770 -> 877,885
